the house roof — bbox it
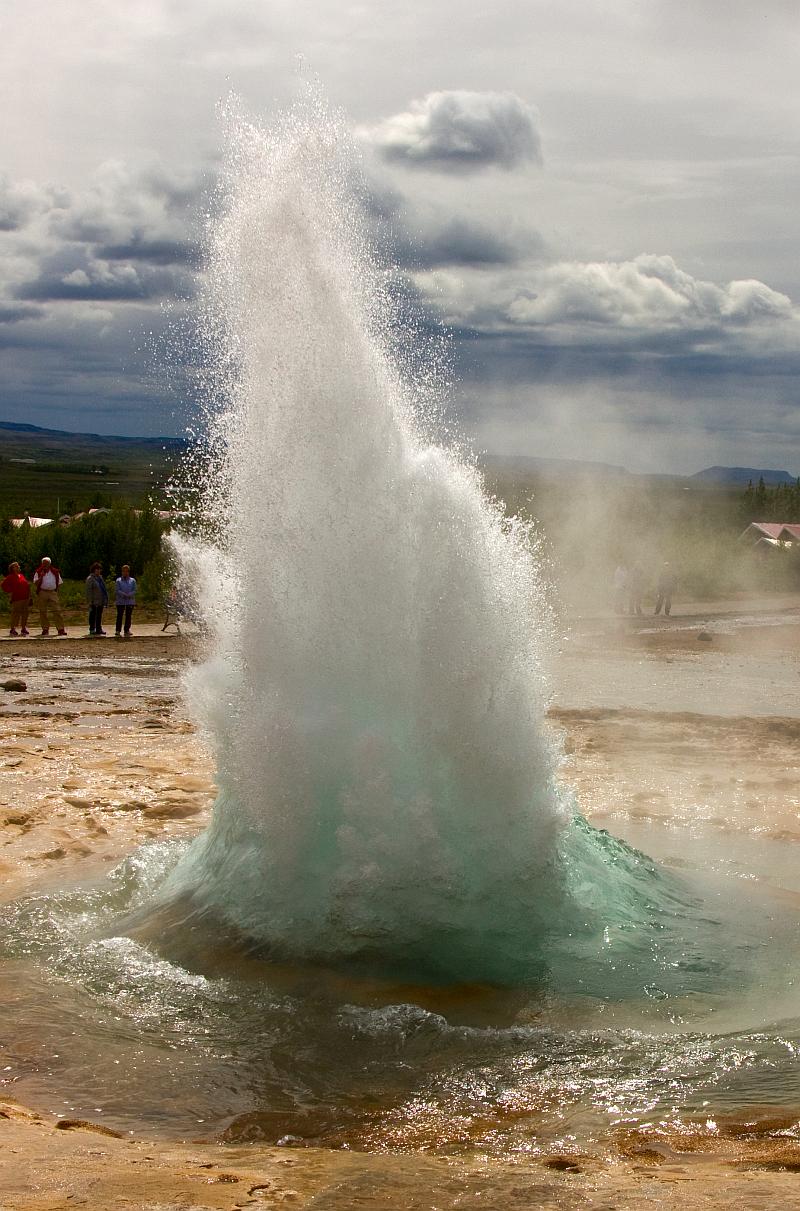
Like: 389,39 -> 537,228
10,516 -> 52,528
777,524 -> 800,541
740,522 -> 786,540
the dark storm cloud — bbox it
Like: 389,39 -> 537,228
0,299 -> 192,435
363,175 -> 544,270
96,236 -> 198,267
0,302 -> 43,324
15,249 -> 196,302
46,162 -> 209,275
0,159 -> 206,432
395,217 -> 544,270
367,91 -> 543,173
1,161 -> 201,311
453,325 -> 800,387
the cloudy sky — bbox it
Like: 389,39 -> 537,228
1,0 -> 798,474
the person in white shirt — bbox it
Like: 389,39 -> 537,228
32,557 -> 67,636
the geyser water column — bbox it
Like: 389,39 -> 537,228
165,95 -> 572,984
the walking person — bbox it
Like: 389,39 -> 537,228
653,562 -> 678,617
32,556 -> 67,636
114,564 -> 137,638
1,561 -> 32,636
612,564 -> 629,615
85,562 -> 109,635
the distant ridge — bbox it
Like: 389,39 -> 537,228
691,466 -> 797,486
0,421 -> 71,437
2,426 -> 796,482
0,420 -> 185,445
485,454 -> 799,484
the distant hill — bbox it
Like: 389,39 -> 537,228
0,421 -> 74,437
2,421 -> 797,516
691,466 -> 797,486
0,420 -> 186,448
0,421 -> 188,516
485,454 -> 798,487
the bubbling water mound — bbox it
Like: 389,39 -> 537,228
160,95 -> 679,986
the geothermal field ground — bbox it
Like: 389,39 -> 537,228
1,595 -> 799,1209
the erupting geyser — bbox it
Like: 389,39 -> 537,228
161,95 -> 578,984
160,95 -> 702,991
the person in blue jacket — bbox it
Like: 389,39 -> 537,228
114,564 -> 137,638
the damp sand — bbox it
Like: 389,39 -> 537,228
1,600 -> 800,1208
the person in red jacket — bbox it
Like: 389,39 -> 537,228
1,561 -> 31,636
32,557 -> 67,636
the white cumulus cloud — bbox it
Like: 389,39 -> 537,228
365,90 -> 542,172
505,254 -> 793,331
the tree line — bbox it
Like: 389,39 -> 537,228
0,504 -> 169,599
741,477 -> 800,523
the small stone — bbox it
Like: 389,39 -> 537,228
1,679 -> 26,692
697,631 -> 713,642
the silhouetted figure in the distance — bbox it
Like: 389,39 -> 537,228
627,565 -> 645,616
654,562 -> 677,616
613,564 -> 629,614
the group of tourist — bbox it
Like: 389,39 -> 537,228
1,559 -> 137,638
613,561 -> 678,617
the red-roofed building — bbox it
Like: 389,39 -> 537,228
739,521 -> 800,549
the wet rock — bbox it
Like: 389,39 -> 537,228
1,679 -> 26,692
64,795 -> 97,810
83,817 -> 110,836
142,799 -> 205,819
542,1155 -> 583,1172
55,1118 -> 124,1138
4,812 -> 31,828
0,1099 -> 43,1123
